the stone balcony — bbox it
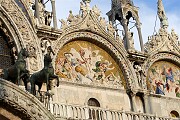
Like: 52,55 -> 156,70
0,79 -> 179,120
50,103 -> 179,120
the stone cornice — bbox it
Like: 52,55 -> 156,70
37,25 -> 62,40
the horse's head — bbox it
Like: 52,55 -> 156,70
21,48 -> 29,58
44,54 -> 52,63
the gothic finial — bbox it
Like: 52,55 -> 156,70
157,0 -> 168,29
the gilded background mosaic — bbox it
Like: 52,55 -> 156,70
147,61 -> 180,97
55,40 -> 125,88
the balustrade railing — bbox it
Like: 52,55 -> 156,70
33,91 -> 179,120
48,103 -> 179,120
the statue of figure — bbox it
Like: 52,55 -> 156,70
134,64 -> 146,88
127,31 -> 135,50
80,1 -> 86,17
26,44 -> 36,58
171,29 -> 179,42
107,21 -> 115,36
28,0 -> 34,7
3,49 -> 29,90
38,0 -> 45,24
157,0 -> 168,29
41,40 -> 53,56
30,50 -> 59,96
59,19 -> 68,29
100,17 -> 107,29
67,10 -> 74,24
92,5 -> 101,17
45,11 -> 52,26
83,0 -> 91,12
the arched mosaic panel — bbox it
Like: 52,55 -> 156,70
55,40 -> 125,88
147,61 -> 180,98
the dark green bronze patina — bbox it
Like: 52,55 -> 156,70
3,48 -> 29,89
30,53 -> 59,95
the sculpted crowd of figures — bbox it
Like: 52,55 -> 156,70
2,48 -> 59,96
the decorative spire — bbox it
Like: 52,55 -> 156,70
157,0 -> 168,29
82,0 -> 91,4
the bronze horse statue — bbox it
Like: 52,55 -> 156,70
30,53 -> 59,95
3,48 -> 29,89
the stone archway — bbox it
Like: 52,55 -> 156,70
54,31 -> 137,90
144,52 -> 180,97
0,0 -> 42,72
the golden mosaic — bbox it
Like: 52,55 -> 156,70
55,40 -> 125,88
147,61 -> 180,97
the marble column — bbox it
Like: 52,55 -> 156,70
136,23 -> 144,52
51,0 -> 57,29
122,19 -> 130,50
35,0 -> 40,22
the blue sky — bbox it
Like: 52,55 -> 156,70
46,0 -> 180,49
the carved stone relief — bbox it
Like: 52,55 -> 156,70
0,79 -> 56,120
58,2 -> 119,40
0,0 -> 42,72
145,28 -> 180,54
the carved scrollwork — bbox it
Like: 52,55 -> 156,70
1,0 -> 14,12
145,28 -> 180,54
0,79 -> 56,120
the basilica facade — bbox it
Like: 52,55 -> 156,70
0,0 -> 180,120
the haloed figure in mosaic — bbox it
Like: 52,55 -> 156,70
148,61 -> 180,97
162,67 -> 175,92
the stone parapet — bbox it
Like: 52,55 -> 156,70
51,103 -> 178,120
